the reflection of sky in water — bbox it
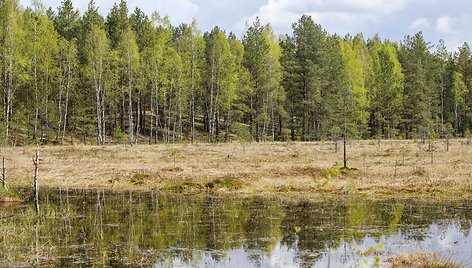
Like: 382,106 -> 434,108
317,222 -> 472,267
3,191 -> 472,267
157,221 -> 472,268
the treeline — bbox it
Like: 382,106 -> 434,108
1,0 -> 471,145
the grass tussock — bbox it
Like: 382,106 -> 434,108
389,253 -> 465,268
161,176 -> 245,193
0,187 -> 22,203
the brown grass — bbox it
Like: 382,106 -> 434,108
389,253 -> 465,268
3,139 -> 472,197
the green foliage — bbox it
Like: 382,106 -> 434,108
231,122 -> 251,142
53,0 -> 80,41
113,123 -> 127,143
369,36 -> 404,139
399,32 -> 436,138
0,2 -> 472,145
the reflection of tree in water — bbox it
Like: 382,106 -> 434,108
243,196 -> 284,264
1,190 -> 472,267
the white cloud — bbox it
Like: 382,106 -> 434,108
19,0 -> 472,51
409,18 -> 430,29
433,15 -> 472,50
436,16 -> 453,33
330,0 -> 409,14
240,0 -> 410,36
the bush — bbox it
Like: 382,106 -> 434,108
231,122 -> 251,142
113,124 -> 127,144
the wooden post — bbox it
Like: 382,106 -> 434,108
2,156 -> 5,189
33,145 -> 40,214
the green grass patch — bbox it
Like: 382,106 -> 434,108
205,176 -> 245,190
162,176 -> 245,193
0,186 -> 23,203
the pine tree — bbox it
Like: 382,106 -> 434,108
456,43 -> 472,133
105,0 -> 128,49
54,0 -> 80,41
286,15 -> 328,140
399,32 -> 433,139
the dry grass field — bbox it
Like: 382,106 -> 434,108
2,139 -> 472,198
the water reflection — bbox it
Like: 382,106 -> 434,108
0,189 -> 471,267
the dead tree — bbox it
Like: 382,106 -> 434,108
33,146 -> 40,214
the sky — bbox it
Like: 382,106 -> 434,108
19,0 -> 472,50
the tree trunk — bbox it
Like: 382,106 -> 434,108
155,87 -> 159,144
135,88 -> 140,145
61,49 -> 72,145
120,90 -> 125,132
343,135 -> 347,168
2,156 -> 6,189
33,146 -> 40,214
454,101 -> 459,135
128,50 -> 134,145
150,86 -> 154,145
208,44 -> 216,143
57,53 -> 64,144
33,22 -> 39,141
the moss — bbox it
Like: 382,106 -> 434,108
162,180 -> 205,192
206,177 -> 245,190
130,173 -> 152,186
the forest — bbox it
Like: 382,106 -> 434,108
1,0 -> 471,146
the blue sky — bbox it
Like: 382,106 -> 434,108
20,0 -> 472,50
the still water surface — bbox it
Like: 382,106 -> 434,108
0,189 -> 471,267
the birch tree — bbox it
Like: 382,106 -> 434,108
118,27 -> 139,144
85,25 -> 109,145
0,0 -> 23,142
176,19 -> 205,143
204,27 -> 237,143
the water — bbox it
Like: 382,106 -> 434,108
1,189 -> 471,267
